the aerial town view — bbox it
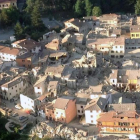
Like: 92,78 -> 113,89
1,0 -> 140,140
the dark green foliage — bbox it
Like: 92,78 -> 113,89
0,6 -> 19,28
14,22 -> 25,40
85,0 -> 93,16
92,6 -> 102,16
135,0 -> 140,14
75,0 -> 85,17
31,0 -> 46,32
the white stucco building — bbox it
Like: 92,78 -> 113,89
1,76 -> 27,100
0,46 -> 21,61
84,97 -> 107,124
20,94 -> 47,111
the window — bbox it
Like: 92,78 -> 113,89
116,46 -> 117,48
111,51 -> 114,53
12,87 -> 13,89
13,3 -> 14,5
132,34 -> 135,37
27,60 -> 30,62
61,113 -> 63,115
132,123 -> 134,125
78,110 -> 80,113
16,90 -> 17,92
22,60 -> 25,62
81,106 -> 83,108
19,88 -> 21,90
91,120 -> 93,123
136,34 -> 139,37
38,87 -> 40,89
91,115 -> 93,118
56,112 -> 58,114
9,93 -> 11,95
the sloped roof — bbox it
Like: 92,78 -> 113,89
53,96 -> 75,109
108,103 -> 135,112
84,97 -> 107,111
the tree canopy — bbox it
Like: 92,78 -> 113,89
92,6 -> 102,17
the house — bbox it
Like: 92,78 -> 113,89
0,0 -> 17,9
45,39 -> 61,51
109,69 -> 140,91
110,28 -> 122,37
45,96 -> 77,123
97,111 -> 140,134
84,97 -> 108,124
12,39 -> 41,53
34,75 -> 47,97
45,65 -> 65,79
99,14 -> 120,26
1,76 -> 27,100
48,51 -> 69,65
20,94 -> 47,112
0,46 -> 21,61
62,18 -> 89,34
47,81 -> 59,97
16,53 -> 32,68
45,102 -> 55,121
53,96 -> 77,123
83,16 -> 100,27
125,38 -> 140,49
87,37 -> 125,58
89,85 -> 111,103
130,25 -> 140,39
76,97 -> 88,118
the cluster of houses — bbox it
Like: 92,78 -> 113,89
1,13 -> 140,136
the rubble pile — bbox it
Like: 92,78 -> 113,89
30,122 -> 88,139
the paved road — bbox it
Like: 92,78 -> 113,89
0,29 -> 14,41
5,120 -> 14,132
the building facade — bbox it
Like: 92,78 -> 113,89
0,0 -> 17,9
97,111 -> 140,134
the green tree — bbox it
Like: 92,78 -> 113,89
31,0 -> 45,32
92,6 -> 102,16
135,0 -> 140,14
85,0 -> 93,16
75,0 -> 85,17
14,127 -> 19,133
8,6 -> 19,24
25,0 -> 35,13
14,22 -> 25,40
0,9 -> 11,28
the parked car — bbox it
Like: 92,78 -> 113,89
19,116 -> 27,120
12,112 -> 19,117
19,116 -> 28,123
15,104 -> 22,110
